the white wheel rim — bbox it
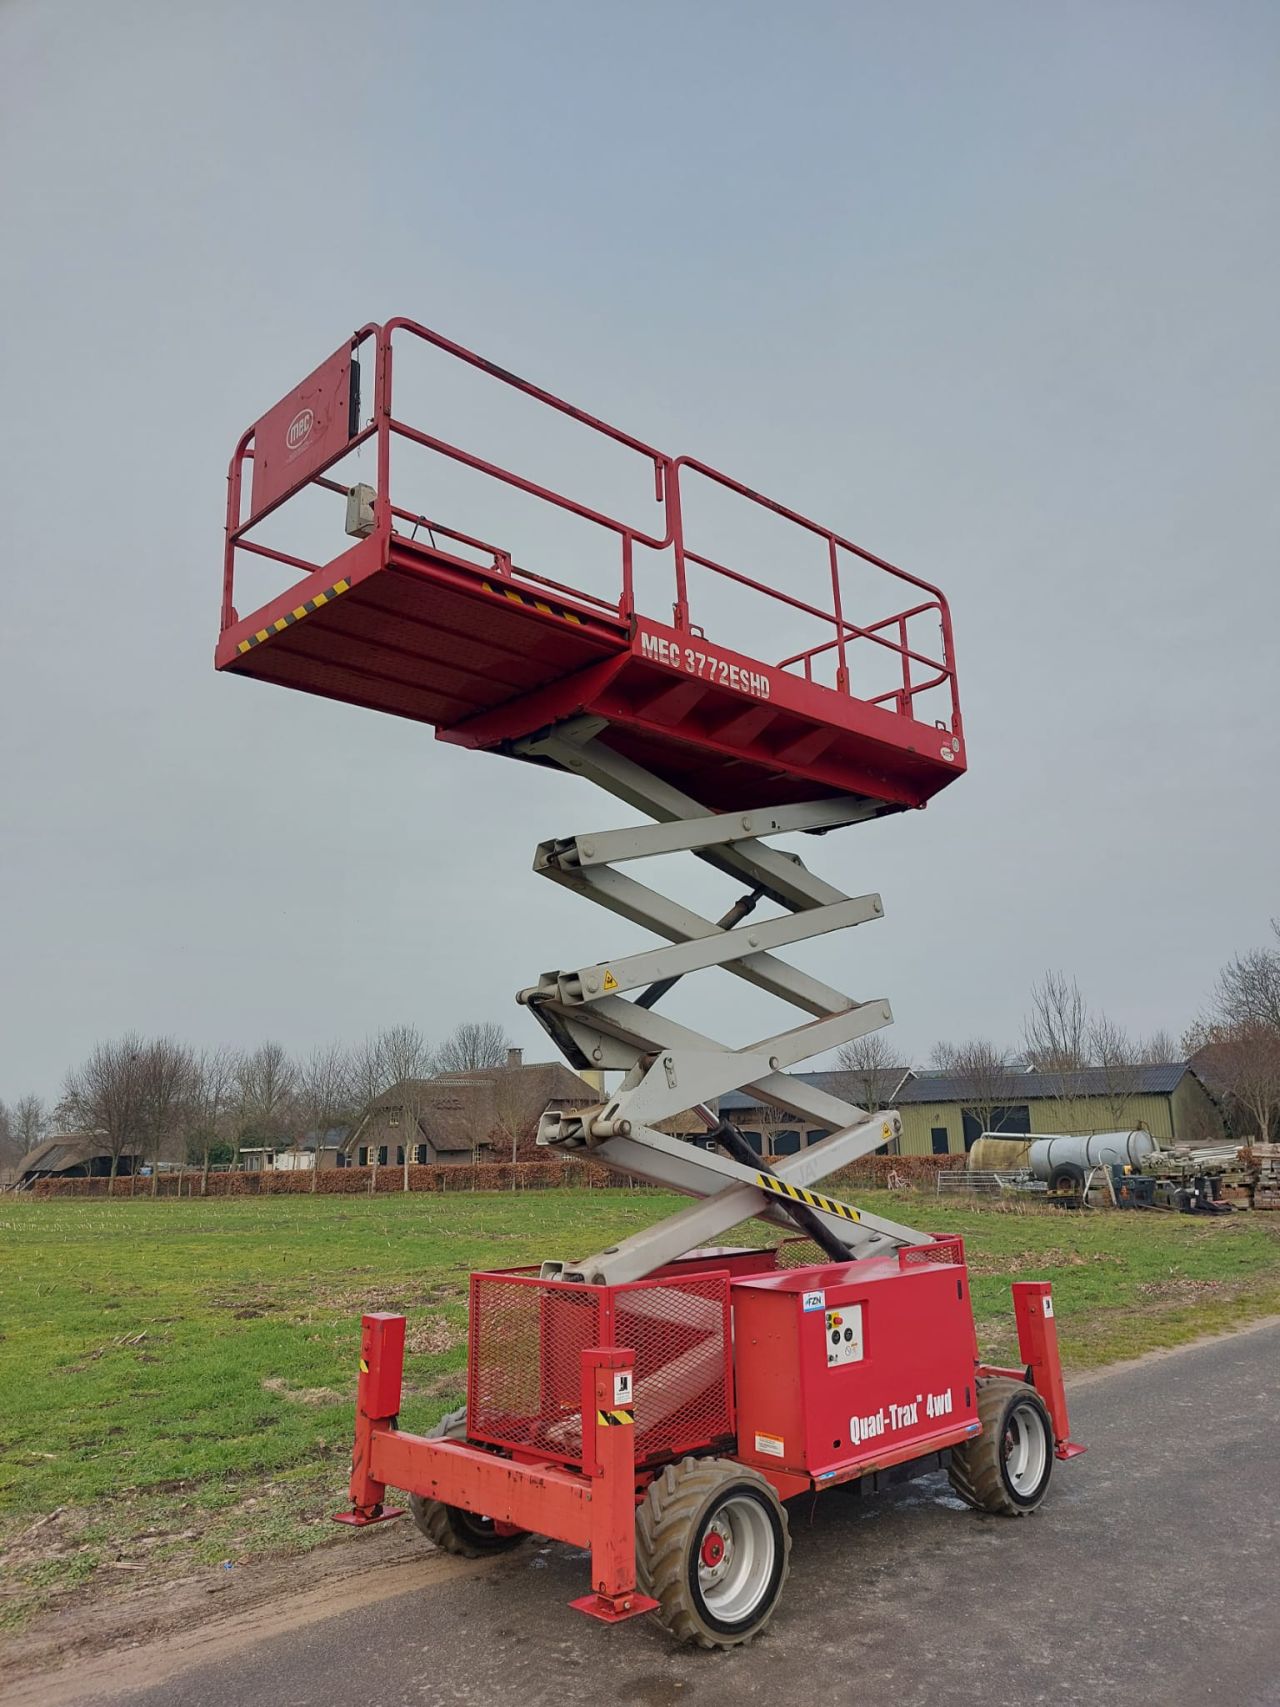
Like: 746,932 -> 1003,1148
696,1493 -> 776,1625
1003,1401 -> 1048,1495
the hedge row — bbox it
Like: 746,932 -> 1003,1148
29,1150 -> 962,1201
30,1160 -> 651,1199
830,1152 -> 965,1187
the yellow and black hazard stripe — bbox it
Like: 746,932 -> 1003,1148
755,1173 -> 861,1223
596,1408 -> 635,1427
481,580 -> 583,626
236,577 -> 353,654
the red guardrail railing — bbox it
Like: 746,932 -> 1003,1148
223,321 -> 961,736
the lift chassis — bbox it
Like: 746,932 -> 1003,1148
217,318 -> 1084,1648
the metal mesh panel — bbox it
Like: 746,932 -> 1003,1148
899,1236 -> 965,1268
468,1275 -> 603,1464
616,1276 -> 733,1465
467,1270 -> 733,1469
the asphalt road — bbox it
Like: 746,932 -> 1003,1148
40,1322 -> 1280,1707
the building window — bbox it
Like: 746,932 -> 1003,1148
414,1144 -> 429,1164
772,1130 -> 801,1157
396,1146 -> 405,1166
805,1128 -> 830,1146
358,1146 -> 369,1166
737,1130 -> 764,1156
931,1127 -> 950,1156
377,1145 -> 389,1166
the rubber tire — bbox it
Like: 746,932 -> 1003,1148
636,1457 -> 791,1650
408,1405 -> 527,1558
948,1378 -> 1054,1516
1049,1164 -> 1085,1196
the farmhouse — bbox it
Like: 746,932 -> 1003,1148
14,1134 -> 140,1188
344,1056 -> 596,1167
717,1063 -> 1224,1159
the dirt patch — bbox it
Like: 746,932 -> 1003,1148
261,1377 -> 345,1406
0,1524 -> 468,1702
413,1371 -> 468,1402
966,1248 -> 1126,1278
405,1317 -> 465,1356
302,1283 -> 466,1317
1134,1277 -> 1226,1303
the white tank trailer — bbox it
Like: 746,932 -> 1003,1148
1028,1131 -> 1158,1189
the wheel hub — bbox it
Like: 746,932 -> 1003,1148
1001,1400 -> 1049,1495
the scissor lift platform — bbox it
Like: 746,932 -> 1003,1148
217,320 -> 964,813
219,321 -> 1086,1648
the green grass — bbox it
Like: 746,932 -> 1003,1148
2,1189 -> 1279,1634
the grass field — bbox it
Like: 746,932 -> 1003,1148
3,1188 -> 1279,1634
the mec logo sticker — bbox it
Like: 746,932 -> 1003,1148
286,407 -> 315,452
801,1289 -> 826,1313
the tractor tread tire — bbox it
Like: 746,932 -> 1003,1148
408,1405 -> 526,1558
948,1378 -> 1053,1517
636,1456 -> 790,1650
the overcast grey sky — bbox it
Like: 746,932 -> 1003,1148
2,0 -> 1277,1106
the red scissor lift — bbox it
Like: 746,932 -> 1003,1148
219,320 -> 1081,1649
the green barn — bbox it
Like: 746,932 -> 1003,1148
716,1064 -> 1224,1159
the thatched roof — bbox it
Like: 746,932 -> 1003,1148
350,1062 -> 596,1154
16,1133 -> 136,1182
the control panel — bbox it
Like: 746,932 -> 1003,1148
825,1303 -> 864,1368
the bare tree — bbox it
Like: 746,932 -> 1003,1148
348,1036 -> 389,1114
933,1039 -> 1018,1142
490,1071 -> 535,1187
1088,1014 -> 1141,1129
1024,971 -> 1089,1071
1186,925 -> 1280,1146
835,1034 -> 909,1151
1189,1021 -> 1280,1145
61,1035 -> 146,1179
1210,921 -> 1280,1032
0,1101 -> 17,1170
380,1024 -> 435,1084
295,1042 -> 353,1190
236,1041 -> 297,1159
1194,1017 -> 1280,1140
348,1027 -> 433,1111
136,1039 -> 197,1188
296,1042 -> 354,1169
436,1021 -> 512,1075
11,1093 -> 47,1156
1136,1028 -> 1180,1065
396,1072 -> 445,1189
186,1046 -> 239,1193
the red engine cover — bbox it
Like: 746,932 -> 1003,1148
731,1251 -> 981,1482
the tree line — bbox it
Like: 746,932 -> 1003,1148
0,1020 -> 513,1177
5,924 -> 1278,1174
836,934 -> 1280,1144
